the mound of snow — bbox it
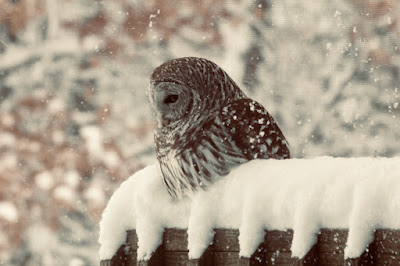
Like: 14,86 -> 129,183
99,157 -> 400,261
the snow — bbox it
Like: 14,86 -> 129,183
68,258 -> 85,266
0,201 -> 18,222
53,185 -> 77,204
64,170 -> 80,188
27,225 -> 57,254
81,126 -> 104,162
0,37 -> 84,72
0,154 -> 18,172
0,132 -> 16,148
99,157 -> 400,261
84,185 -> 106,207
339,98 -> 360,123
35,171 -> 55,191
103,150 -> 121,169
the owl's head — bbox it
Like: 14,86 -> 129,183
149,57 -> 244,127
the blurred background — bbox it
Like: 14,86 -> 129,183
0,0 -> 399,265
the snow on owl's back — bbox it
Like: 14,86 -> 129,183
149,57 -> 290,199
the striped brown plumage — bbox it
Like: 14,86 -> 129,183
149,57 -> 290,199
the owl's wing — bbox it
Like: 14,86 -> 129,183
220,98 -> 290,160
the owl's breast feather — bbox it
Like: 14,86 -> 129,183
156,118 -> 248,199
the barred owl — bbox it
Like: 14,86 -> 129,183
149,57 -> 290,199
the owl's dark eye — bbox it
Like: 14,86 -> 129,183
163,94 -> 179,104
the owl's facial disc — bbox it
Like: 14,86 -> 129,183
152,82 -> 192,126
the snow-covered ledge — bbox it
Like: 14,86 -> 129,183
99,157 -> 400,264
